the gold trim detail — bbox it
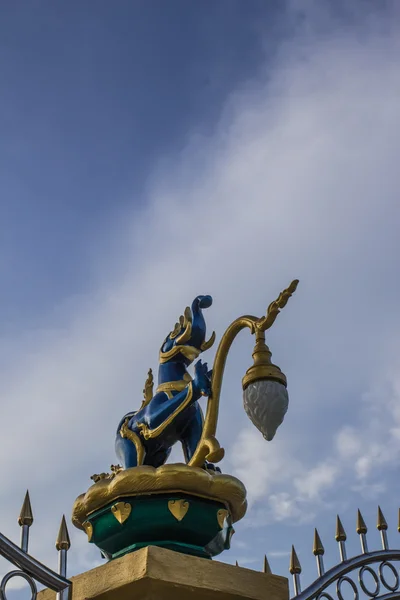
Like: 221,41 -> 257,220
242,328 -> 287,389
170,315 -> 184,340
159,345 -> 200,364
82,521 -> 93,541
119,418 -> 145,466
156,379 -> 191,394
72,464 -> 247,530
201,330 -> 216,352
139,368 -> 154,410
138,383 -> 194,440
111,502 -> 131,524
188,279 -> 298,468
217,509 -> 229,529
168,499 -> 189,522
175,306 -> 192,345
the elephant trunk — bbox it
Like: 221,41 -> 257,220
188,295 -> 212,350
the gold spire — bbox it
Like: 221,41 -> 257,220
56,515 -> 71,551
289,546 -> 301,574
263,554 -> 271,574
356,509 -> 367,534
18,491 -> 33,527
335,515 -> 347,541
313,528 -> 325,555
377,506 -> 388,531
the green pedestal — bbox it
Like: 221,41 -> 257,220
72,464 -> 247,561
86,493 -> 234,560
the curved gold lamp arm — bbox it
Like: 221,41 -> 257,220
188,315 -> 257,467
188,279 -> 299,468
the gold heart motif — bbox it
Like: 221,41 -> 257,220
217,509 -> 229,529
111,502 -> 131,524
168,499 -> 189,522
82,521 -> 93,541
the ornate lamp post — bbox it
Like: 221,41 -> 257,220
188,279 -> 298,467
73,280 -> 299,561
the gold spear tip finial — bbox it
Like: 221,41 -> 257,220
18,491 -> 33,527
263,554 -> 272,574
313,528 -> 325,555
377,506 -> 388,531
335,515 -> 347,541
356,509 -> 368,534
56,515 -> 71,551
289,545 -> 302,574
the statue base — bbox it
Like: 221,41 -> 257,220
38,545 -> 289,600
72,464 -> 247,560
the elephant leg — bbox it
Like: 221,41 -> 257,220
181,405 -> 204,463
115,434 -> 144,469
145,446 -> 171,468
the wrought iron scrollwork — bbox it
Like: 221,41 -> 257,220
289,508 -> 400,600
0,492 -> 72,600
0,570 -> 37,600
379,562 -> 399,593
293,550 -> 400,600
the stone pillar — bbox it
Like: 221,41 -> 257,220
38,546 -> 289,600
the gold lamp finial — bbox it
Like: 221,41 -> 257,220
18,491 -> 33,527
313,528 -> 325,556
263,554 -> 272,573
356,509 -> 368,534
242,328 -> 286,389
335,515 -> 347,541
289,545 -> 302,574
56,515 -> 71,551
377,506 -> 388,531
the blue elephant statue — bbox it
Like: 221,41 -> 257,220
115,295 -> 217,470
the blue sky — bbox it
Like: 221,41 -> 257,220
1,0 -> 400,596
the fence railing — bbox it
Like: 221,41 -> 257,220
287,507 -> 400,600
0,491 -> 72,600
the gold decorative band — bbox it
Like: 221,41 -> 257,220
138,383 -> 194,440
156,379 -> 191,394
119,418 -> 145,466
159,345 -> 200,364
72,464 -> 247,529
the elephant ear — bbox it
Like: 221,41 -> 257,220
175,307 -> 193,345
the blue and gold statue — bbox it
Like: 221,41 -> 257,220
115,295 -> 217,470
72,282 -> 298,560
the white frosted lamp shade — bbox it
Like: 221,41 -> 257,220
243,380 -> 289,441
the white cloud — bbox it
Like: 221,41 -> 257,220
294,463 -> 338,501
